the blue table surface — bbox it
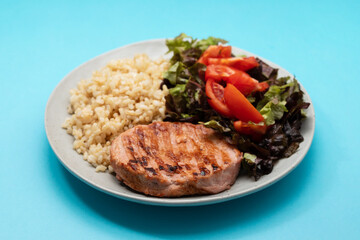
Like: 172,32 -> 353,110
1,0 -> 359,239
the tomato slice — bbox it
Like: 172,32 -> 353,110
205,65 -> 269,96
234,120 -> 267,141
207,56 -> 259,71
224,84 -> 264,123
205,64 -> 234,80
257,82 -> 269,92
198,45 -> 232,65
205,79 -> 233,117
233,121 -> 267,135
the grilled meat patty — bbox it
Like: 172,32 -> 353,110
110,122 -> 242,197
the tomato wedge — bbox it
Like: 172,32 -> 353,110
207,56 -> 259,71
205,65 -> 269,96
205,79 -> 233,117
224,84 -> 264,123
233,120 -> 267,135
198,45 -> 232,65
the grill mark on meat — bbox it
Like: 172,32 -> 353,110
185,125 -> 201,177
204,128 -> 220,173
144,146 -> 153,156
185,125 -> 201,176
148,123 -> 174,176
140,156 -> 148,167
135,127 -> 154,158
212,164 -> 219,171
206,132 -> 231,167
123,136 -> 139,168
134,128 -> 158,170
148,124 -> 166,171
220,141 -> 232,166
203,134 -> 223,172
191,125 -> 214,176
172,126 -> 187,175
208,134 -> 224,172
210,136 -> 225,172
157,123 -> 173,174
200,167 -> 210,176
135,127 -> 149,154
124,132 -> 154,175
166,151 -> 180,163
203,156 -> 210,164
150,122 -> 166,135
127,162 -> 138,171
135,127 -> 145,141
166,164 -> 178,172
144,167 -> 157,175
213,148 -> 223,172
166,124 -> 180,173
135,127 -> 151,157
136,127 -> 162,176
165,124 -> 193,177
213,146 -> 224,171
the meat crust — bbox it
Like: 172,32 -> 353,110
110,122 -> 242,197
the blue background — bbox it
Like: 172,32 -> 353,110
1,0 -> 359,239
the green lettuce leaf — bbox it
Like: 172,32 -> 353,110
259,99 -> 288,125
180,113 -> 194,119
162,61 -> 187,85
201,120 -> 231,133
235,54 -> 248,58
169,83 -> 186,97
166,33 -> 194,54
194,37 -> 227,52
256,77 -> 301,125
244,153 -> 257,164
167,84 -> 187,113
257,79 -> 290,109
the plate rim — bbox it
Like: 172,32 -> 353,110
45,38 -> 315,207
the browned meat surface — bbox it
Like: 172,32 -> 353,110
110,122 -> 242,197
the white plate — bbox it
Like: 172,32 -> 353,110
45,39 -> 315,206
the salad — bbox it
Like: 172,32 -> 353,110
161,33 -> 310,180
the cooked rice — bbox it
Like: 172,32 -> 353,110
62,54 -> 169,172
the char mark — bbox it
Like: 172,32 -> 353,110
200,167 -> 210,176
166,151 -> 179,163
135,128 -> 148,152
127,162 -> 138,171
140,156 -> 148,166
166,164 -> 178,172
124,136 -> 136,160
212,164 -> 220,171
135,127 -> 145,140
144,167 -> 157,175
